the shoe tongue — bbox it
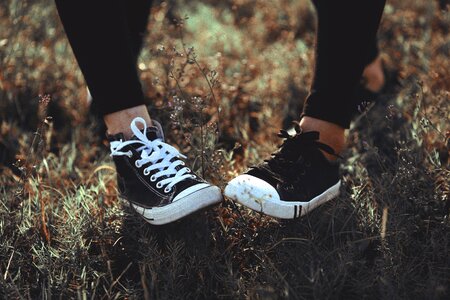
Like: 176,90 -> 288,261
128,121 -> 165,154
107,132 -> 126,142
138,125 -> 164,142
142,120 -> 165,142
106,120 -> 165,146
276,130 -> 320,161
298,131 -> 320,141
106,128 -> 161,144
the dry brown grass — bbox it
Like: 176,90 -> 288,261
0,0 -> 448,299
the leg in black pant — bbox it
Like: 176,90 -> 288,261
225,0 -> 386,219
304,0 -> 386,129
125,0 -> 153,66
55,0 -> 224,225
55,0 -> 152,116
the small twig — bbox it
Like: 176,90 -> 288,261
140,264 -> 151,300
417,82 -> 445,138
109,262 -> 133,292
176,20 -> 222,178
40,193 -> 51,244
199,107 -> 205,178
169,68 -> 189,103
194,58 -> 218,104
350,101 -> 376,130
381,206 -> 389,240
3,250 -> 14,280
264,238 -> 311,252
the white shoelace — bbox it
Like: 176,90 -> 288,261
110,117 -> 195,193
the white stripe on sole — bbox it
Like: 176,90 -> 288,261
224,174 -> 340,219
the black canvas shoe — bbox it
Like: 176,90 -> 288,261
224,124 -> 341,219
108,117 -> 222,225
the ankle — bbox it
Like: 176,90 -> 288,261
104,105 -> 152,139
299,116 -> 345,160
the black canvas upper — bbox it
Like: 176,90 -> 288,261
246,125 -> 340,202
107,122 -> 205,208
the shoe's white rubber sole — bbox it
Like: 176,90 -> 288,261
224,174 -> 340,219
129,185 -> 223,225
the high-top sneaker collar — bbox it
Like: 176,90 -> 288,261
272,126 -> 339,164
107,119 -> 164,143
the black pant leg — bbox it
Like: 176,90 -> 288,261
54,0 -> 149,115
125,0 -> 153,65
365,36 -> 380,66
303,0 -> 386,128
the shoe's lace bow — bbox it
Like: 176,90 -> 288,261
262,122 -> 341,174
110,117 -> 194,193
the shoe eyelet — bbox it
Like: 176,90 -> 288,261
181,161 -> 186,166
191,175 -> 196,179
150,175 -> 157,182
164,187 -> 171,193
186,167 -> 191,173
143,169 -> 150,175
156,182 -> 163,188
127,151 -> 133,158
135,160 -> 141,168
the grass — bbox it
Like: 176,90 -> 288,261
0,0 -> 449,299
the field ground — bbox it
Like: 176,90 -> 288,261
0,0 -> 449,299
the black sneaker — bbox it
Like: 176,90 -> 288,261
224,124 -> 341,219
108,117 -> 222,225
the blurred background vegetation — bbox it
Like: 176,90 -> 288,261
0,0 -> 449,299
